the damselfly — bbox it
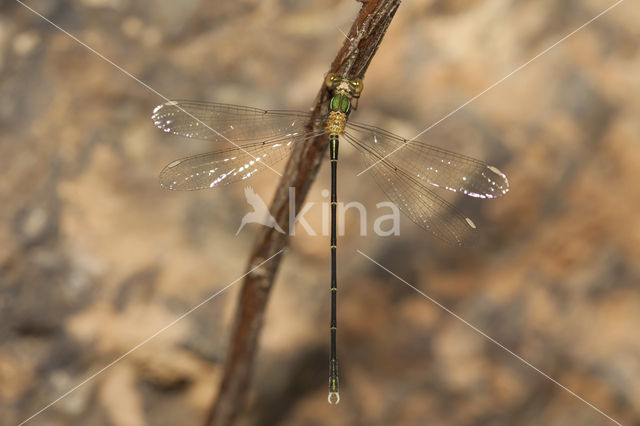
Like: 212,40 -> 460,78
152,74 -> 509,404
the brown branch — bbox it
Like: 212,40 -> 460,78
204,1 -> 401,425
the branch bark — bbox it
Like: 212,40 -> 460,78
205,2 -> 401,425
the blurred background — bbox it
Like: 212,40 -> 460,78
1,0 -> 639,424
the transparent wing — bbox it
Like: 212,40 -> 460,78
343,132 -> 478,246
345,121 -> 509,199
152,100 -> 324,142
160,130 -> 325,190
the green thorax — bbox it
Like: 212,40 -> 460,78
325,74 -> 363,118
329,93 -> 352,116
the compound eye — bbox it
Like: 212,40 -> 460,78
325,73 -> 338,89
352,78 -> 363,94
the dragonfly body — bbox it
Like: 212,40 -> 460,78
152,74 -> 508,405
325,74 -> 363,404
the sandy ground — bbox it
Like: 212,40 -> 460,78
1,0 -> 639,425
